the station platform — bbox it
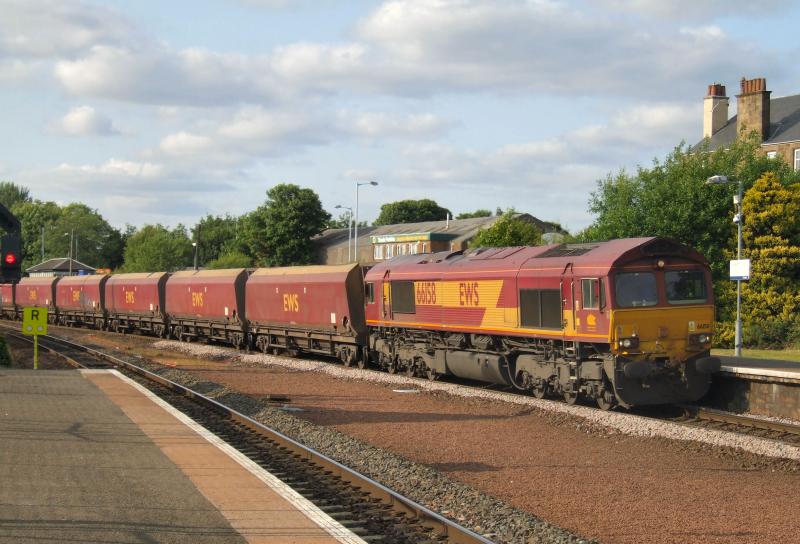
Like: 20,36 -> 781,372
0,369 -> 364,544
718,355 -> 800,384
707,356 -> 800,420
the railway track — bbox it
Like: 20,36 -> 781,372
1,325 -> 494,544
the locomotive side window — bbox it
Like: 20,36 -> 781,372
666,270 -> 707,305
520,289 -> 562,329
581,278 -> 599,309
365,282 -> 375,304
390,280 -> 416,314
615,272 -> 658,308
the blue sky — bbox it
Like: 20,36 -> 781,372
2,0 -> 799,232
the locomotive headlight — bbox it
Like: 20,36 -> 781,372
618,336 -> 639,349
688,333 -> 711,346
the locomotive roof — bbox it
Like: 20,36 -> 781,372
365,237 -> 707,277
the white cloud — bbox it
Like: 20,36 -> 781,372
160,132 -> 213,155
52,105 -> 118,136
0,0 -> 134,58
55,158 -> 164,179
595,0 -> 790,20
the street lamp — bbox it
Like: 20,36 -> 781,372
192,242 -> 199,271
64,230 -> 74,275
706,174 -> 744,357
334,204 -> 354,262
354,181 -> 378,263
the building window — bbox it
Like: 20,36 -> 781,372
410,243 -> 419,255
373,245 -> 383,260
795,149 -> 800,171
385,244 -> 394,259
766,151 -> 777,159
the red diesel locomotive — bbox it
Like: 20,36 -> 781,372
0,237 -> 720,408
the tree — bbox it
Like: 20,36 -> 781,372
242,184 -> 330,266
122,224 -> 193,272
456,209 -> 492,219
10,199 -> 62,270
373,199 -> 451,226
470,210 -> 542,248
735,173 -> 800,347
191,214 -> 242,266
0,181 -> 31,212
49,203 -> 124,269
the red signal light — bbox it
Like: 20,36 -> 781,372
4,253 -> 16,265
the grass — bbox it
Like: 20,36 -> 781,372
712,347 -> 800,363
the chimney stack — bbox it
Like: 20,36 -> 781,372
736,77 -> 771,140
703,83 -> 729,138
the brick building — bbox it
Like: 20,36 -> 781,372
698,76 -> 800,170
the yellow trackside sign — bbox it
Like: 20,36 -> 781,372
23,307 -> 48,336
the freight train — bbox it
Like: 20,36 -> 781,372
0,237 -> 721,409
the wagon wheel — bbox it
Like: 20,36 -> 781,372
426,368 -> 438,381
532,382 -> 549,399
173,325 -> 183,341
595,389 -> 616,411
405,361 -> 416,378
341,349 -> 353,367
563,390 -> 579,405
387,360 -> 398,374
357,355 -> 367,369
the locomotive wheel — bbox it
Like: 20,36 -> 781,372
563,391 -> 579,405
532,383 -> 549,399
595,389 -> 616,411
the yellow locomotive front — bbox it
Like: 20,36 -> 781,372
605,261 -> 721,407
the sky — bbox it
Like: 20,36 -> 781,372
2,0 -> 799,233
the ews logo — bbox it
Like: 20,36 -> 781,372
125,290 -> 135,304
191,292 -> 204,307
283,293 -> 300,312
459,282 -> 480,306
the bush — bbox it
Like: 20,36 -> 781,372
0,337 -> 11,366
713,322 -> 735,349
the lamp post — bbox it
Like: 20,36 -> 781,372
354,181 -> 378,263
706,174 -> 744,357
64,230 -> 74,276
334,204 -> 354,262
192,242 -> 198,271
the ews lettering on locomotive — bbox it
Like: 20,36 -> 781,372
415,282 -> 437,305
459,282 -> 480,306
283,293 -> 300,312
191,292 -> 204,307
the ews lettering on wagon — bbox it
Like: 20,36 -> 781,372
72,290 -> 81,302
125,290 -> 135,304
191,292 -> 204,308
415,282 -> 437,305
459,282 -> 480,306
28,289 -> 37,301
283,293 -> 300,312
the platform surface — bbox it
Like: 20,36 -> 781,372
718,355 -> 800,382
0,369 -> 360,544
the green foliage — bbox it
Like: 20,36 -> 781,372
327,212 -> 351,229
0,337 -> 10,366
734,173 -> 800,348
191,214 -> 244,266
10,199 -> 62,270
49,203 -> 124,269
456,209 -> 492,219
122,224 -> 192,272
0,182 -> 31,212
242,184 -> 330,266
373,199 -> 451,226
470,210 -> 542,248
206,251 -> 252,269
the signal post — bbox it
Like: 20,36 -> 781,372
22,307 -> 48,370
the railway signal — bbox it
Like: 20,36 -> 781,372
22,306 -> 48,370
1,234 -> 22,282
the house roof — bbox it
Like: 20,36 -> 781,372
26,258 -> 96,273
697,93 -> 800,150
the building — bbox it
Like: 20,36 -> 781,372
314,213 -> 564,265
698,76 -> 800,170
26,258 -> 96,277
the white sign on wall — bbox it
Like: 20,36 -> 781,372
730,259 -> 751,280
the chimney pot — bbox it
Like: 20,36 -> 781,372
736,76 -> 770,140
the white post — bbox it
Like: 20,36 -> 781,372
354,181 -> 378,263
735,179 -> 743,357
